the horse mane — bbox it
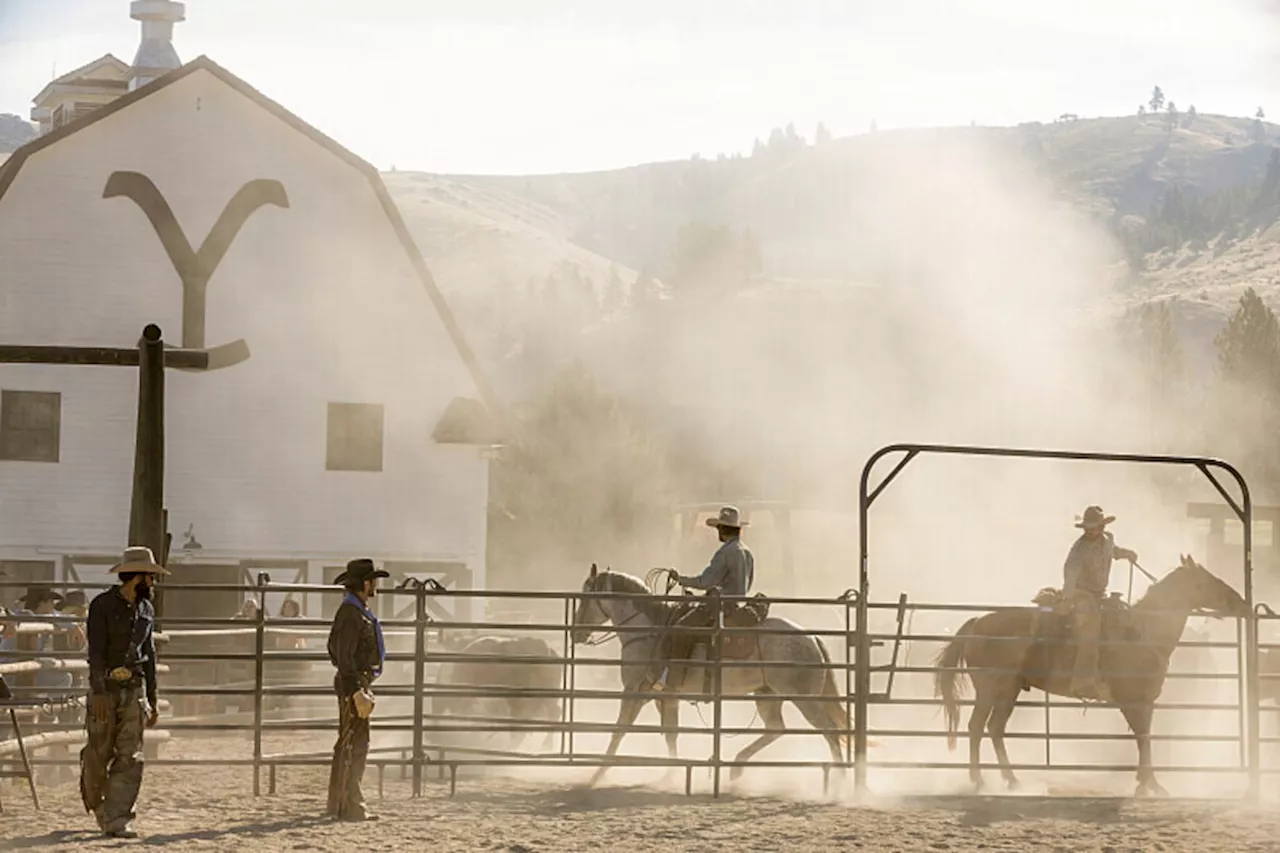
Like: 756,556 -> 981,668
1132,566 -> 1185,613
599,571 -> 672,623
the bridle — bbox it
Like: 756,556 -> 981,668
574,578 -> 657,649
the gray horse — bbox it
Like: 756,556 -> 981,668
570,564 -> 852,787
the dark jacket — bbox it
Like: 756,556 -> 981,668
86,587 -> 158,707
327,600 -> 381,696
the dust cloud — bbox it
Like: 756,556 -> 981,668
446,124 -> 1259,796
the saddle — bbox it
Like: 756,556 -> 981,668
1030,587 -> 1140,645
670,593 -> 771,661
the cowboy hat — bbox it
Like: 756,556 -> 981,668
109,545 -> 171,575
333,558 -> 390,587
1075,506 -> 1116,530
705,505 -> 748,530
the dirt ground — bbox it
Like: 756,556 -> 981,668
1,737 -> 1278,853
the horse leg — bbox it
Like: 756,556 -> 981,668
1120,699 -> 1165,796
588,696 -> 647,788
659,698 -> 681,786
986,683 -> 1022,790
794,697 -> 847,795
967,688 -> 995,793
729,694 -> 785,782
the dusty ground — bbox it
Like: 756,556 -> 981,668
1,737 -> 1278,852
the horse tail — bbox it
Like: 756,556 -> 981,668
935,616 -> 977,752
815,635 -> 872,750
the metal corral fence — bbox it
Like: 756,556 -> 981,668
3,576 -> 1276,802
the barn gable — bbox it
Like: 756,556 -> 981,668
0,55 -> 498,425
0,55 -> 499,572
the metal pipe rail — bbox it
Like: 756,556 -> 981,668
1,570 -> 1271,800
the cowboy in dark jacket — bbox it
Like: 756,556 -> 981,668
326,558 -> 387,821
80,546 -> 168,839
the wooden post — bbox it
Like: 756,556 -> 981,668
0,325 -> 248,621
128,324 -> 166,564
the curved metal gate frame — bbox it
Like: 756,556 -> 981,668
855,443 -> 1258,798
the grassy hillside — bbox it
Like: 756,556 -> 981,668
0,115 -> 35,152
383,112 -> 1280,374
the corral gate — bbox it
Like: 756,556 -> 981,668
855,443 -> 1258,797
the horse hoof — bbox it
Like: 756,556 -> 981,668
1134,777 -> 1168,798
1005,777 -> 1021,792
967,779 -> 985,795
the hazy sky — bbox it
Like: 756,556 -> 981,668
1,0 -> 1277,174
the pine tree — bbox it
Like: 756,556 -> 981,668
488,361 -> 675,576
1149,86 -> 1165,114
1165,102 -> 1179,131
1183,104 -> 1197,128
815,122 -> 832,146
1216,288 -> 1280,403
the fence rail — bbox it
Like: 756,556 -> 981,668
3,576 -> 1276,801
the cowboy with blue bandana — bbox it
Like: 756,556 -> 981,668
326,558 -> 387,822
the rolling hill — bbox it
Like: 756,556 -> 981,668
382,112 -> 1280,376
0,115 -> 35,152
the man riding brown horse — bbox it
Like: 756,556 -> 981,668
1062,505 -> 1138,702
654,505 -> 755,692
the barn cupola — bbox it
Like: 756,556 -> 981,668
128,1 -> 187,91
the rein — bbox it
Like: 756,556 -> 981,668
580,607 -> 647,647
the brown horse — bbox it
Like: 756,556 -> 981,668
934,554 -> 1247,796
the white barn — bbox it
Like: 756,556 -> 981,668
0,50 -> 499,619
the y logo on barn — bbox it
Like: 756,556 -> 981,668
103,171 -> 290,350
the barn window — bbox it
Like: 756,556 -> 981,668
0,391 -> 61,463
326,403 -> 384,472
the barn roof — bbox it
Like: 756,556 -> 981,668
31,54 -> 131,106
0,55 -> 502,433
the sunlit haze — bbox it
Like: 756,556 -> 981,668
1,0 -> 1277,173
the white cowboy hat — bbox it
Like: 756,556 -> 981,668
109,545 -> 171,575
705,505 -> 748,529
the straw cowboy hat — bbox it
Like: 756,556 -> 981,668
333,558 -> 389,586
705,505 -> 748,530
109,545 -> 171,575
1075,506 -> 1116,530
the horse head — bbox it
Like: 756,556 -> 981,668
1167,554 -> 1249,619
571,563 -> 612,644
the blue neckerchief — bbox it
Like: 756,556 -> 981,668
343,592 -> 385,677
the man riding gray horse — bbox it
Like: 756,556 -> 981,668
654,505 -> 755,692
1062,505 -> 1138,702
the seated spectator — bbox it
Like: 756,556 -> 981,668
234,599 -> 261,621
274,598 -> 306,649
